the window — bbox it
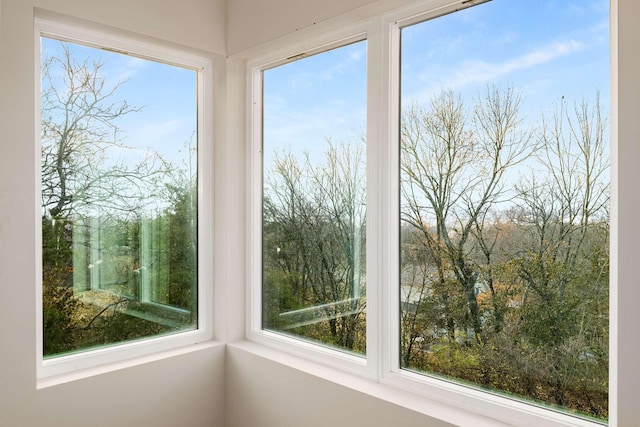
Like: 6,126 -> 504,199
38,19 -> 213,377
261,40 -> 368,355
398,0 -> 609,421
251,0 -> 611,425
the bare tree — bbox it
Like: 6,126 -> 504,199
41,43 -> 166,222
263,140 -> 366,351
400,87 -> 533,347
514,95 -> 609,344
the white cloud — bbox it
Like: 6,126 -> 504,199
263,95 -> 366,168
319,48 -> 364,81
114,56 -> 148,82
125,119 -> 182,151
287,43 -> 366,89
440,39 -> 585,90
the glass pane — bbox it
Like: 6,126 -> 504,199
399,1 -> 609,421
262,41 -> 367,354
41,37 -> 198,357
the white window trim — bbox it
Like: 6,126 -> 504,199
247,21 -> 376,379
35,13 -> 216,382
246,0 -> 614,426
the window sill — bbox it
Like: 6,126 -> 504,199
37,340 -> 223,389
228,340 -> 603,427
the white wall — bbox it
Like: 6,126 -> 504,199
0,0 -> 227,426
226,344 -> 457,427
226,0 -> 418,55
610,0 -> 640,425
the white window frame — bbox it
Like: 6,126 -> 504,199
247,22 -> 380,379
35,15 -> 215,382
247,0 -> 614,426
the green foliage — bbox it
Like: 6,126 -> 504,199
163,184 -> 198,313
42,216 -> 73,274
42,259 -> 169,356
42,267 -> 81,355
81,308 -> 167,346
41,198 -> 197,356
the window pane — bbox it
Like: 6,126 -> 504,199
41,37 -> 198,357
262,41 -> 367,354
399,1 -> 609,421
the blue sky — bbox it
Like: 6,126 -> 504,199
401,0 -> 609,116
42,0 -> 610,176
263,0 -> 609,165
41,37 -> 198,170
263,40 -> 367,166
